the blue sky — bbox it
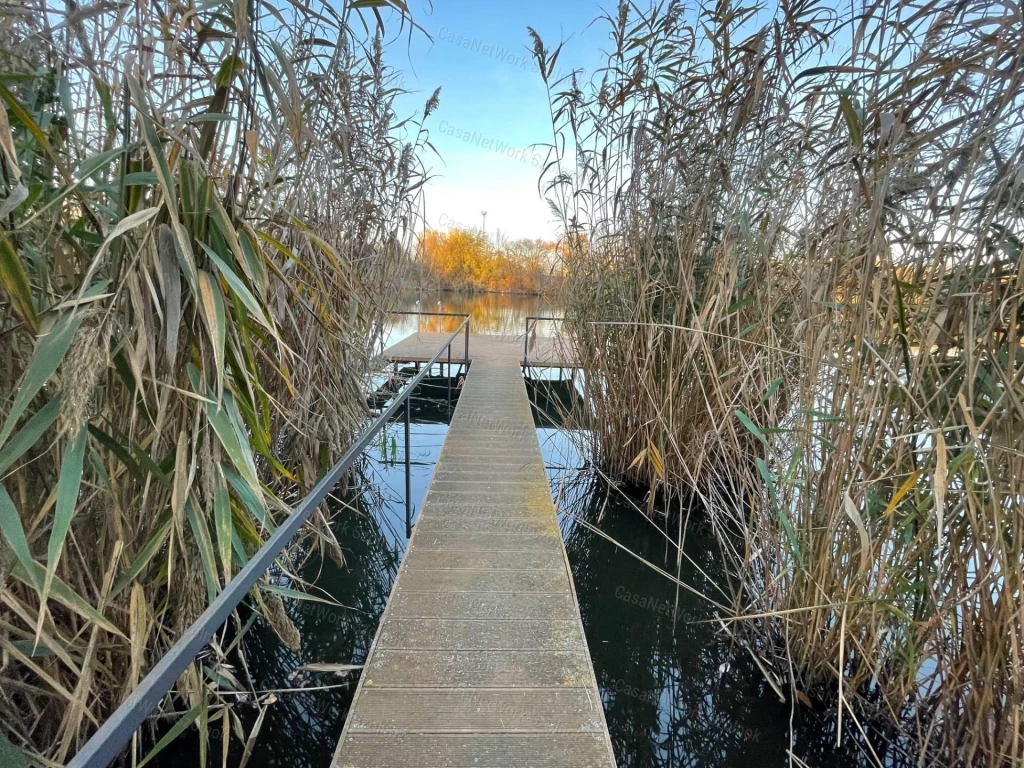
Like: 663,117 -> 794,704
387,0 -> 608,241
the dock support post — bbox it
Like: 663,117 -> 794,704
404,394 -> 412,538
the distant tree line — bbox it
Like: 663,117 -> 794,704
417,227 -> 563,294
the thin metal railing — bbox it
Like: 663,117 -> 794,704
68,314 -> 470,768
523,315 -> 563,366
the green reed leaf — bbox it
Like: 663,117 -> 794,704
214,472 -> 233,585
735,409 -> 769,450
0,396 -> 60,476
11,561 -> 124,637
41,425 -> 89,609
137,704 -> 203,767
186,500 -> 219,602
196,269 -> 227,396
110,518 -> 172,598
199,241 -> 268,327
0,318 -> 70,444
0,228 -> 38,330
0,291 -> 104,448
222,464 -> 274,532
0,484 -> 37,589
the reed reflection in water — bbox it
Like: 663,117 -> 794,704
530,373 -> 918,768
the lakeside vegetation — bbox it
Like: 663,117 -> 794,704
533,0 -> 1023,764
417,226 -> 561,294
0,0 -> 430,763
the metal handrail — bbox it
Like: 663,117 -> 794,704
68,315 -> 471,768
523,315 -> 563,366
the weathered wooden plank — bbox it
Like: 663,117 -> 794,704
416,503 -> 553,518
388,591 -> 576,620
336,734 -> 613,768
347,689 -> 606,732
413,517 -> 560,535
432,448 -> 541,459
363,650 -> 595,687
395,567 -> 569,593
403,549 -> 562,571
419,494 -> 556,512
376,618 -> 585,651
406,532 -> 564,553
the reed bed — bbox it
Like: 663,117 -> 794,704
0,0 -> 432,762
533,0 -> 1024,763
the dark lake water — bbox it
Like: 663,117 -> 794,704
156,300 -> 900,767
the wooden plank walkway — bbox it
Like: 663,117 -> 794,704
332,334 -> 614,768
383,331 -> 576,368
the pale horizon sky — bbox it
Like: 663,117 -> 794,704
388,0 -> 608,242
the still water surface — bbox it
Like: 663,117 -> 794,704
383,291 -> 561,347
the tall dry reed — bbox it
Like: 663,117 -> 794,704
0,0 -> 434,763
533,0 -> 1024,763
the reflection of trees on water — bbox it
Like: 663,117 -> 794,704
394,291 -> 560,336
223,381 -> 459,767
526,375 -> 584,429
148,468 -> 404,768
555,465 -> 918,768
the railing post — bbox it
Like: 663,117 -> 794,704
523,317 -> 531,366
447,343 -> 452,415
464,320 -> 469,375
404,393 -> 412,538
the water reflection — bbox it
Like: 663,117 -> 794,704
557,465 -> 792,767
385,290 -> 561,342
530,373 -> 916,768
231,476 -> 402,768
530,429 -> 780,765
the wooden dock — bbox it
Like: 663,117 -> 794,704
332,333 -> 614,767
383,331 -> 576,368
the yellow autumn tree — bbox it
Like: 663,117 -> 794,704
419,228 -> 560,293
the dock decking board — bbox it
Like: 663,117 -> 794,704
332,335 -> 614,768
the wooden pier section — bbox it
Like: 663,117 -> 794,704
332,333 -> 614,767
383,331 -> 576,368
